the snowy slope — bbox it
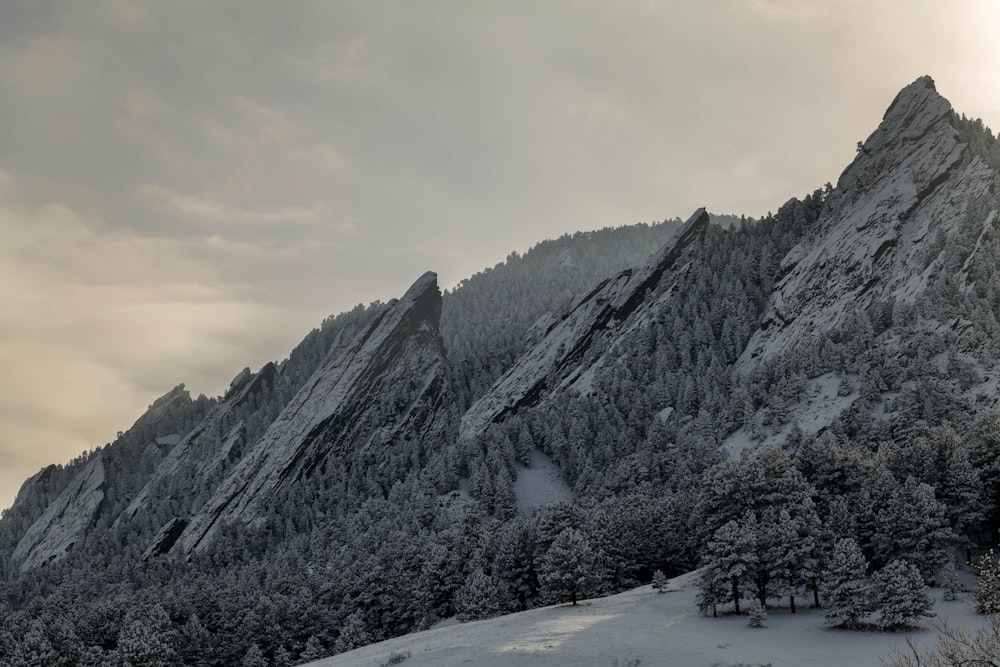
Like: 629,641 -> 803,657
178,272 -> 449,553
512,449 -> 575,516
306,572 -> 990,667
740,76 -> 996,369
723,372 -> 860,455
11,454 -> 105,571
460,209 -> 709,441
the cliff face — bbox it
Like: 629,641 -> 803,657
178,272 -> 449,553
11,455 -> 105,572
460,208 -> 709,441
739,76 -> 997,368
116,362 -> 279,528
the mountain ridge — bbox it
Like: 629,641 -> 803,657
2,75 -> 1000,667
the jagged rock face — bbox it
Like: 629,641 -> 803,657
132,384 -> 192,431
740,76 -> 997,367
116,362 -> 279,526
12,456 -> 105,572
142,518 -> 188,560
178,272 -> 449,553
460,209 -> 709,440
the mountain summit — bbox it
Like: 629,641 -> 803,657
178,271 -> 449,553
740,75 -> 997,367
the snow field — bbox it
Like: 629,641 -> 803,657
307,571 -> 990,667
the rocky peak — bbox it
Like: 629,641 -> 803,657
460,209 -> 708,439
176,271 -> 448,553
12,455 -> 106,571
739,76 -> 996,368
131,384 -> 192,432
877,75 -> 948,142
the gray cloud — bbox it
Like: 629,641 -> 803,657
1,0 -> 998,509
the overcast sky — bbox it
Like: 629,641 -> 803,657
1,0 -> 998,511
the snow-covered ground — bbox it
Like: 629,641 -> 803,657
306,571 -> 990,667
723,372 -> 859,456
513,449 -> 575,516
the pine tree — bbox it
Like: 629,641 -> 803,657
941,559 -> 962,602
824,538 -> 872,629
12,620 -> 60,667
703,517 -> 759,614
872,559 -> 934,631
333,611 -> 370,654
747,599 -> 767,628
300,635 -> 326,662
495,519 -> 538,611
651,570 -> 669,593
454,569 -> 510,621
116,605 -> 178,667
974,549 -> 1000,614
695,565 -> 728,618
539,528 -> 596,606
179,613 -> 212,667
242,642 -> 267,667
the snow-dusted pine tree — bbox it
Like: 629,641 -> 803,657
974,549 -> 1000,614
651,570 -> 669,593
300,635 -> 327,662
116,605 -> 178,667
334,611 -> 371,654
695,565 -> 728,618
241,643 -> 267,667
747,599 -> 767,628
454,568 -> 511,621
872,559 -> 934,631
539,528 -> 596,606
824,538 -> 872,629
941,559 -> 962,602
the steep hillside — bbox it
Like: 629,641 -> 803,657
732,75 -> 1000,449
742,75 -> 997,366
1,77 -> 999,667
179,272 -> 450,553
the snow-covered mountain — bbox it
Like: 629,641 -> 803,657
1,76 -> 999,667
178,271 -> 450,553
11,454 -> 105,572
460,208 -> 709,441
741,75 -> 996,367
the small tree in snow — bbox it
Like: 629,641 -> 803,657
651,570 -> 669,593
747,599 -> 767,628
824,538 -> 872,629
940,559 -> 961,602
872,559 -> 934,631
